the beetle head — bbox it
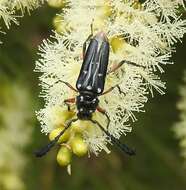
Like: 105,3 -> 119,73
76,92 -> 99,120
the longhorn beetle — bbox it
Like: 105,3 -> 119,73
35,26 -> 142,157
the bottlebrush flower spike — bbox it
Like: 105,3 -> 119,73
173,71 -> 186,164
0,0 -> 45,29
35,0 -> 186,166
0,82 -> 33,190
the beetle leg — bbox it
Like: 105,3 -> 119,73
83,34 -> 93,59
47,79 -> 78,92
64,98 -> 75,111
82,22 -> 94,59
101,86 -> 115,95
97,106 -> 110,129
59,80 -> 78,92
107,60 -> 145,74
116,85 -> 125,95
90,21 -> 94,36
101,84 -> 125,95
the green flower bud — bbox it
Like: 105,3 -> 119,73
57,146 -> 72,166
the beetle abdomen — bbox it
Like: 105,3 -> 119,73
76,32 -> 110,95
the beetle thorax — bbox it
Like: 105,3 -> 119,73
76,92 -> 99,120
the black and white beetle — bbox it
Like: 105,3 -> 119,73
35,30 -> 141,157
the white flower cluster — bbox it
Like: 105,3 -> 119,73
35,0 -> 186,155
0,0 -> 45,29
0,83 -> 32,190
173,71 -> 186,163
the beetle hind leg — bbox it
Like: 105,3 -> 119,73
101,84 -> 125,96
116,85 -> 125,95
82,21 -> 94,59
83,34 -> 92,59
107,60 -> 145,74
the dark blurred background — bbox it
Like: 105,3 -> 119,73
0,4 -> 186,190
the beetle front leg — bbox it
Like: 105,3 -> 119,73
64,98 -> 75,111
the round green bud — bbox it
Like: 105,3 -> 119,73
57,146 -> 72,167
71,136 -> 88,157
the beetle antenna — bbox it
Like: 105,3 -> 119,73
90,119 -> 136,156
35,118 -> 78,157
